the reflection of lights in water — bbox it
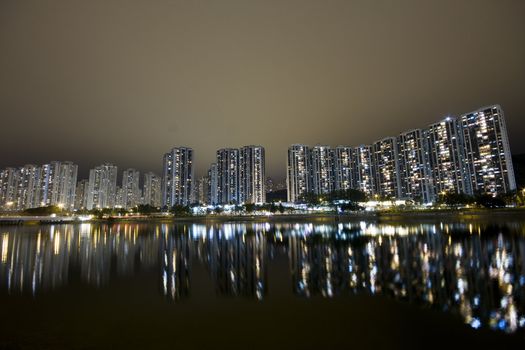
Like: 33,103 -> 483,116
471,318 -> 481,329
0,222 -> 524,333
1,233 -> 8,263
54,233 -> 60,255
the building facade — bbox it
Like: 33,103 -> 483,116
287,144 -> 311,202
216,148 -> 240,205
240,145 -> 266,204
39,161 -> 78,209
352,145 -> 375,197
334,146 -> 353,192
424,117 -> 470,196
143,172 -> 161,207
208,163 -> 219,205
162,147 -> 194,208
195,176 -> 209,205
122,168 -> 140,209
0,168 -> 19,210
397,129 -> 433,203
460,105 -> 516,196
16,164 -> 41,210
310,145 -> 334,196
87,163 -> 118,209
74,179 -> 90,210
372,137 -> 401,199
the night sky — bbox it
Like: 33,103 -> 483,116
0,0 -> 524,181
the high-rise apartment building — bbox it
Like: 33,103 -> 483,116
16,164 -> 41,210
196,176 -> 209,205
310,145 -> 334,196
208,163 -> 219,205
162,147 -> 194,207
352,145 -> 375,196
87,163 -> 118,209
74,179 -> 90,210
143,172 -> 161,207
334,146 -> 353,191
0,168 -> 18,210
284,104 -> 515,204
287,144 -> 311,202
39,161 -> 78,209
460,105 -> 516,196
240,145 -> 266,204
424,117 -> 470,196
397,129 -> 433,203
115,186 -> 125,208
216,148 -> 240,204
122,168 -> 140,209
372,137 -> 401,199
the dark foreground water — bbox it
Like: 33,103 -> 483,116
1,219 -> 525,349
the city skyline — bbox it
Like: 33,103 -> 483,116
1,1 -> 524,180
287,104 -> 516,203
0,104 -> 519,210
1,103 -> 523,182
2,2 -> 525,348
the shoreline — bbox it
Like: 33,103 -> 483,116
1,207 -> 524,225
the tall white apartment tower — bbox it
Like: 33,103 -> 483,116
397,129 -> 433,203
310,145 -> 334,196
240,145 -> 266,204
352,145 -> 375,197
287,144 -> 311,202
40,161 -> 78,209
162,147 -> 194,207
216,148 -> 240,204
208,163 -> 219,205
143,172 -> 161,207
372,137 -> 401,199
16,164 -> 41,210
0,167 -> 19,210
74,179 -> 90,210
460,105 -> 516,196
122,168 -> 141,209
424,117 -> 470,196
87,163 -> 118,209
334,146 -> 353,192
196,176 -> 210,205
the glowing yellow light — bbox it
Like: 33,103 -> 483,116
1,233 -> 8,263
54,235 -> 60,255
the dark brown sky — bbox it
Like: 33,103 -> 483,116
1,0 -> 524,180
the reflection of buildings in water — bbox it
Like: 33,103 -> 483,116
78,225 -> 112,287
77,224 -> 162,287
194,224 -> 267,300
0,224 -> 162,293
0,223 -> 269,300
0,221 -> 524,333
160,228 -> 190,300
0,226 -> 72,294
287,222 -> 525,333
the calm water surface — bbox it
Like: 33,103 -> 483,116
1,219 -> 525,349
